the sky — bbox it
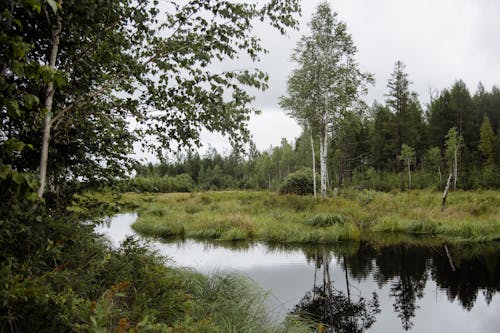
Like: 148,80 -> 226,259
137,0 -> 500,162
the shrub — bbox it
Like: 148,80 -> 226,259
279,168 -> 317,195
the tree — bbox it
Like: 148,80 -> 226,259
385,61 -> 423,167
445,127 -> 463,191
1,0 -> 301,198
281,1 -> 372,198
371,103 -> 398,171
424,147 -> 443,184
427,81 -> 477,150
399,144 -> 415,190
479,114 -> 496,165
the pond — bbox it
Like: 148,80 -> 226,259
97,213 -> 500,332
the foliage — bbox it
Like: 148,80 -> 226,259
0,190 -> 312,332
479,114 -> 497,165
279,167 -> 316,195
1,0 -> 301,199
280,1 -> 373,197
386,61 -> 424,156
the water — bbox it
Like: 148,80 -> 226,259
97,213 -> 500,332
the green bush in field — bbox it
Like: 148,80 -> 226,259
305,214 -> 345,227
279,168 -> 316,195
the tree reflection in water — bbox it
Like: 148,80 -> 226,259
291,252 -> 380,333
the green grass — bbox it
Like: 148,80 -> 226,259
122,189 -> 500,244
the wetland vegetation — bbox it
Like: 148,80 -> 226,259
126,190 -> 500,243
2,0 -> 499,332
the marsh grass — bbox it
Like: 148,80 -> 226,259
123,189 -> 500,244
181,272 -> 311,333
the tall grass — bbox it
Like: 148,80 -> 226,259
184,272 -> 311,333
123,189 -> 500,244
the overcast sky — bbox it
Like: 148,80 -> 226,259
138,0 -> 500,161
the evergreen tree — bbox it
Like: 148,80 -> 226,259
479,114 -> 496,165
371,103 -> 398,171
385,61 -> 423,167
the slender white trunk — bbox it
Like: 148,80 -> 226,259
441,173 -> 453,210
320,124 -> 328,198
453,149 -> 458,191
310,128 -> 317,197
407,160 -> 411,190
38,15 -> 62,198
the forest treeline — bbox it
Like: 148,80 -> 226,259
133,77 -> 500,192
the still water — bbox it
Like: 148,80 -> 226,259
97,213 -> 500,332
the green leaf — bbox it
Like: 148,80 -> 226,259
12,173 -> 26,185
23,94 -> 40,108
46,0 -> 58,14
0,165 -> 12,179
5,138 -> 26,154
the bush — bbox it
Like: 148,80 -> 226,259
279,168 -> 317,195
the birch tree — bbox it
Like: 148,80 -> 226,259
0,0 -> 300,198
281,1 -> 372,198
445,127 -> 463,191
399,144 -> 415,190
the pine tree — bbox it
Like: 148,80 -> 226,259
385,61 -> 423,168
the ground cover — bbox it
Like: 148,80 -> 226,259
123,190 -> 500,243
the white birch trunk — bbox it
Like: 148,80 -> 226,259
453,148 -> 458,191
310,128 -> 317,197
407,159 -> 411,190
38,15 -> 62,198
320,124 -> 328,198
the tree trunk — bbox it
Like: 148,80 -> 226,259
407,159 -> 411,190
437,166 -> 442,185
310,128 -> 317,198
441,173 -> 453,210
38,15 -> 62,198
343,256 -> 351,302
443,244 -> 456,272
453,148 -> 458,191
319,128 -> 328,198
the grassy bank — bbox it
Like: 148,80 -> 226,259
123,190 -> 500,243
1,201 -> 310,332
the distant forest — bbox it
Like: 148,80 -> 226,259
135,77 -> 500,192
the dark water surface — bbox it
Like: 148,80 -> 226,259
97,213 -> 500,332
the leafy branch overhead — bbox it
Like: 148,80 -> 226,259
0,0 -> 300,195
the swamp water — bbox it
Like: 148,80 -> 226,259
97,213 -> 500,332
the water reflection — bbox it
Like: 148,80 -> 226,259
291,251 -> 380,333
97,214 -> 500,332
